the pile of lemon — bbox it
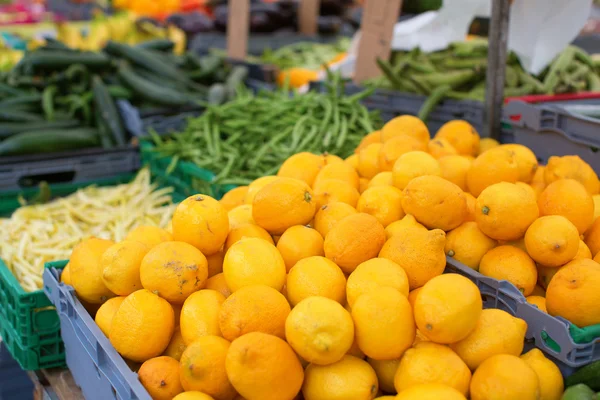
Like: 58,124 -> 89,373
61,115 -> 600,400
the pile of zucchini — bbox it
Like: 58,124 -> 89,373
0,39 -> 250,157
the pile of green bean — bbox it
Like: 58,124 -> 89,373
150,78 -> 381,186
369,41 -> 600,106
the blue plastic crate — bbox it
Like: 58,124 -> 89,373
445,257 -> 600,377
0,343 -> 34,400
503,101 -> 600,172
43,262 -> 151,400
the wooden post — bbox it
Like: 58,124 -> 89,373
353,0 -> 403,84
298,0 -> 320,35
227,0 -> 250,60
484,0 -> 511,139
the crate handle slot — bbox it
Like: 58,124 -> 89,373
18,171 -> 77,188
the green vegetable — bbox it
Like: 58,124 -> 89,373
92,75 -> 127,147
0,128 -> 99,156
561,384 -> 597,400
418,85 -> 452,121
136,39 -> 175,52
0,119 -> 80,139
566,361 -> 600,391
20,50 -> 111,71
0,109 -> 44,122
151,79 -> 381,193
117,63 -> 192,107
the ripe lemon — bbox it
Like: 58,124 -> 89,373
434,120 -> 479,156
180,336 -> 236,400
313,178 -> 360,209
228,205 -> 255,230
163,328 -> 186,361
70,237 -> 115,304
357,130 -> 383,152
110,289 -> 175,362
140,241 -> 208,304
526,296 -> 547,313
384,214 -> 427,240
467,146 -> 519,197
501,144 -> 538,183
277,225 -> 324,271
95,296 -> 125,337
525,215 -> 580,267
138,356 -> 183,400
180,289 -> 225,345
224,224 -> 273,252
357,186 -> 405,227
346,258 -> 409,308
172,195 -> 229,255
575,240 -> 593,260
368,171 -> 393,188
585,218 -> 600,257
205,273 -> 232,298
352,287 -> 415,360
395,383 -> 466,400
125,225 -> 172,248
223,238 -> 286,292
438,155 -> 473,191
401,175 -> 468,231
314,161 -> 360,190
303,355 -> 379,400
368,358 -> 400,393
521,348 -> 564,400
244,176 -> 278,204
357,143 -> 383,179
445,222 -> 497,270
428,138 -> 458,159
252,177 -> 316,235
546,258 -> 600,327
219,186 -> 249,211
475,181 -> 539,241
394,342 -> 471,395
478,137 -> 499,154
226,332 -> 304,400
538,179 -> 595,234
470,354 -> 540,400
379,228 -> 446,290
544,155 -> 599,195
381,115 -> 430,144
285,296 -> 354,365
172,393 -> 214,400
313,202 -> 357,238
286,256 -> 346,306
378,135 -> 427,172
277,152 -> 326,187
219,285 -> 290,341
479,246 -> 537,296
392,151 -> 441,190
324,213 -> 386,274
450,309 -> 527,370
414,274 -> 482,344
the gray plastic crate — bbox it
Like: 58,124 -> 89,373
503,101 -> 600,171
309,82 -> 485,135
43,262 -> 151,400
445,257 -> 600,377
0,146 -> 141,192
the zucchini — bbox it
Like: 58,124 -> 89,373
92,75 -> 127,147
105,41 -> 185,83
561,384 -> 596,400
0,128 -> 99,156
117,63 -> 192,107
0,94 -> 42,108
107,85 -> 133,100
0,120 -> 80,139
0,109 -> 44,122
94,108 -> 115,149
20,50 -> 111,70
135,39 -> 175,52
566,361 -> 600,391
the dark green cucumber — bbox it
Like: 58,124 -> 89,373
0,94 -> 42,108
106,41 -> 184,83
117,63 -> 192,107
0,109 -> 44,122
21,50 -> 111,70
92,75 -> 127,147
107,85 -> 133,100
0,120 -> 80,139
0,128 -> 99,156
136,39 -> 175,52
566,361 -> 600,391
94,108 -> 115,149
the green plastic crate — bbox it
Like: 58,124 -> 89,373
141,141 -> 237,200
0,172 -> 187,370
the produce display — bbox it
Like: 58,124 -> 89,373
0,39 -> 250,156
60,115 -> 599,399
370,41 -> 600,107
150,78 -> 381,189
0,168 -> 176,292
